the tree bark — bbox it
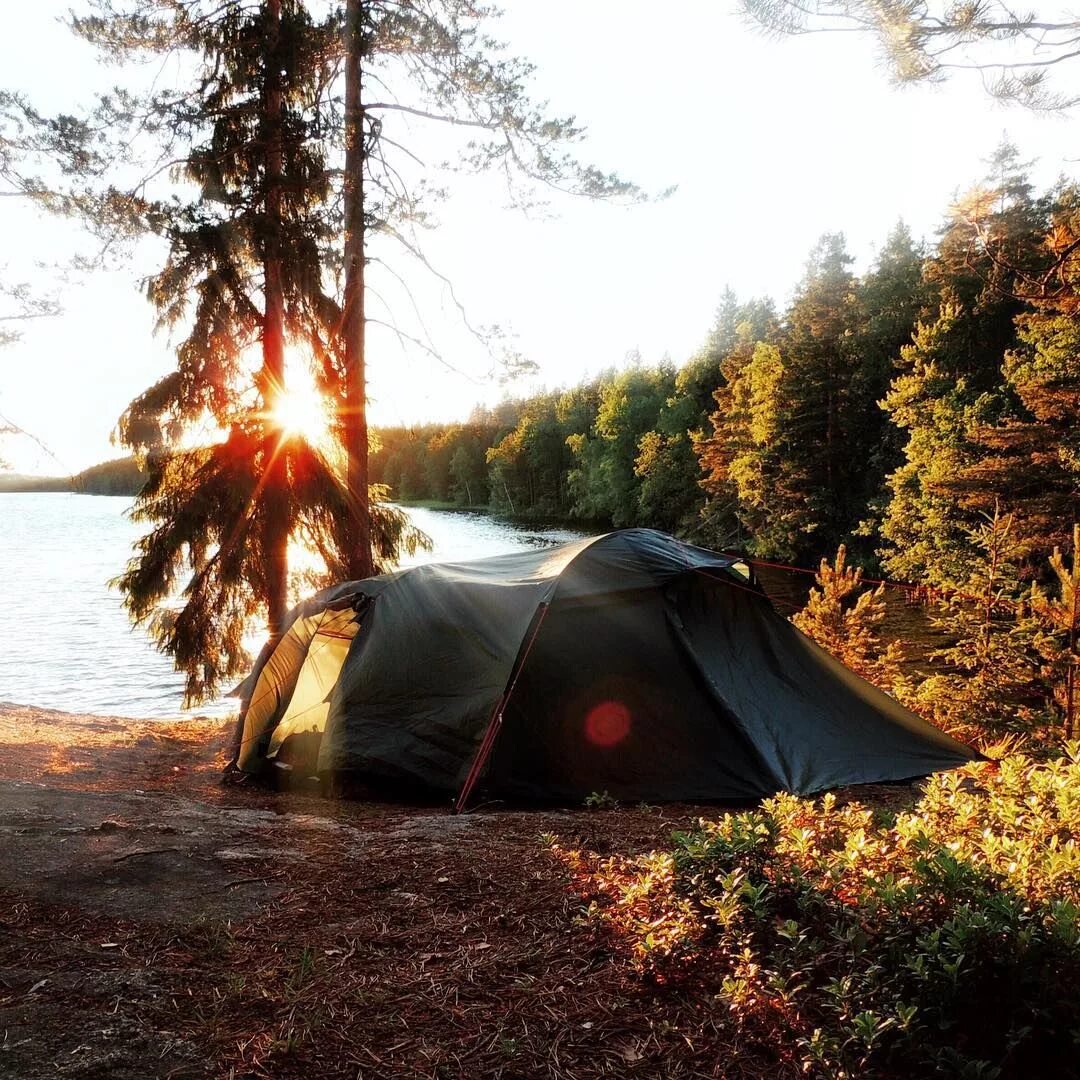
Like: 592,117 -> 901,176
1066,564 -> 1078,739
262,0 -> 290,637
342,0 -> 374,579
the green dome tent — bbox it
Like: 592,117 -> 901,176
228,528 -> 976,807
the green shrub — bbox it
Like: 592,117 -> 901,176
583,790 -> 619,811
569,753 -> 1080,1077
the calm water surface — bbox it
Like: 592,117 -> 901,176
0,493 -> 584,718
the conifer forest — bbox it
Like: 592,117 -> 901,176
372,145 -> 1080,746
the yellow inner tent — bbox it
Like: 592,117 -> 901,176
238,606 -> 359,768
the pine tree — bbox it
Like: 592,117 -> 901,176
696,297 -> 779,550
849,222 -> 929,547
629,291 -> 760,538
907,508 -> 1039,738
792,545 -> 903,690
880,307 -> 986,585
700,235 -> 886,560
771,233 -> 861,553
950,184 -> 1080,557
702,236 -> 865,559
77,1 -> 421,701
721,341 -> 792,556
634,351 -> 722,535
706,286 -> 743,358
334,0 -> 641,569
341,0 -> 372,575
1031,524 -> 1080,739
880,143 -> 1046,586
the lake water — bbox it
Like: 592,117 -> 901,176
0,493 -> 584,719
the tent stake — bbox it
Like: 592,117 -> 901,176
454,601 -> 550,813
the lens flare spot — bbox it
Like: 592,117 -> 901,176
585,700 -> 631,748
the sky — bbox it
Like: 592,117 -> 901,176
0,1 -> 1076,473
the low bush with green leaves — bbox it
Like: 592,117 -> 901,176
583,789 -> 619,811
564,752 -> 1080,1077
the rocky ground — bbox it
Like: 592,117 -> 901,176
0,703 -> 916,1079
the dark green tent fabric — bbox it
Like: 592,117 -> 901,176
230,528 -> 977,801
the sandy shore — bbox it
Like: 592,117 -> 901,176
0,701 -> 235,791
0,702 -> 756,1079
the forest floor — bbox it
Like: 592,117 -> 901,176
0,703 -> 918,1080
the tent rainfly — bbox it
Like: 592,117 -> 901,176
228,528 -> 977,807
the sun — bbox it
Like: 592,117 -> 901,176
271,385 -> 326,440
268,355 -> 332,446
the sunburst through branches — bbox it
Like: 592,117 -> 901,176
263,350 -> 335,451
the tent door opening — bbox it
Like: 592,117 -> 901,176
266,607 -> 360,770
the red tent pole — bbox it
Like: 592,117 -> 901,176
454,601 -> 550,813
454,699 -> 506,814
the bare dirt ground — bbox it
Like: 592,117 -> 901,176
0,703 -> 916,1079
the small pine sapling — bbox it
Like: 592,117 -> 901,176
792,545 -> 904,691
1031,523 -> 1080,739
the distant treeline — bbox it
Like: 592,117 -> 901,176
73,456 -> 147,495
374,145 -> 1080,587
0,456 -> 146,496
0,473 -> 71,493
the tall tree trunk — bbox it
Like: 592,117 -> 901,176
1067,561 -> 1078,739
342,0 -> 374,579
263,0 -> 290,637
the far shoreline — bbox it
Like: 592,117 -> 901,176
0,456 -> 145,496
3,484 -> 602,534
